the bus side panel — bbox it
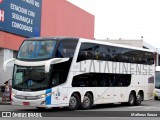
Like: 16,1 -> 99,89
50,86 -> 63,105
114,87 -> 128,103
145,75 -> 155,100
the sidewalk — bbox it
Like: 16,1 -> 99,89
0,97 -> 11,105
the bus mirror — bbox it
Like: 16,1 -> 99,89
45,58 -> 69,73
3,58 -> 15,72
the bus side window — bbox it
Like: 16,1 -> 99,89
56,39 -> 78,58
98,45 -> 106,61
77,44 -> 88,62
106,48 -> 111,61
146,52 -> 154,65
51,72 -> 60,85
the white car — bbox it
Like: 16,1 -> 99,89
154,88 -> 160,100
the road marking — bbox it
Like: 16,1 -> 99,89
128,106 -> 160,110
128,106 -> 143,109
143,106 -> 159,109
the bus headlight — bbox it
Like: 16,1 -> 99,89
37,94 -> 46,98
41,94 -> 46,98
38,93 -> 53,98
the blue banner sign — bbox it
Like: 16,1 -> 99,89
0,0 -> 42,37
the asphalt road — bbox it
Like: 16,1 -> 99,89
1,99 -> 160,111
0,99 -> 160,119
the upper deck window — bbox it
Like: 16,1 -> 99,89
55,40 -> 78,58
17,40 -> 56,60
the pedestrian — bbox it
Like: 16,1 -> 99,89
3,81 -> 10,101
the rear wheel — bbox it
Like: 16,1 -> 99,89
128,92 -> 136,106
68,93 -> 80,110
81,93 -> 93,110
136,92 -> 143,105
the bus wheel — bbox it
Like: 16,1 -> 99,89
81,93 -> 93,110
128,92 -> 136,106
68,93 -> 80,110
136,92 -> 143,105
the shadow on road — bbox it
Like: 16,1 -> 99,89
15,102 -> 150,112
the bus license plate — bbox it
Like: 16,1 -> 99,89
23,102 -> 30,106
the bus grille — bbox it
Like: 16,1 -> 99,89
14,95 -> 40,100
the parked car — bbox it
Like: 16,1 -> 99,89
0,79 -> 12,101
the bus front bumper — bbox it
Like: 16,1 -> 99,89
12,97 -> 47,107
11,97 -> 68,108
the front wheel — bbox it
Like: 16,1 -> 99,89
68,93 -> 80,110
128,92 -> 136,106
81,93 -> 93,110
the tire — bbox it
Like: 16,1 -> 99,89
136,92 -> 143,105
128,92 -> 136,106
81,93 -> 93,110
68,93 -> 80,110
154,97 -> 158,100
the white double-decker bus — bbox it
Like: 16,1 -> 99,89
3,37 -> 155,110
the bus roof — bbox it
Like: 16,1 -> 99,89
79,38 -> 154,53
25,36 -> 79,41
24,36 -> 154,53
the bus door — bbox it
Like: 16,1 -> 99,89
50,71 -> 65,105
51,86 -> 62,105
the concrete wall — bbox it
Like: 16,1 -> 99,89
0,49 -> 4,68
0,49 -> 13,85
41,0 -> 94,39
0,49 -> 4,85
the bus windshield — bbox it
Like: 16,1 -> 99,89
12,65 -> 50,91
17,40 -> 57,60
155,71 -> 160,89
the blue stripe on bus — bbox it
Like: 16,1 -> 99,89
45,89 -> 52,105
46,89 -> 52,94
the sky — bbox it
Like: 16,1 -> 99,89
67,0 -> 160,49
